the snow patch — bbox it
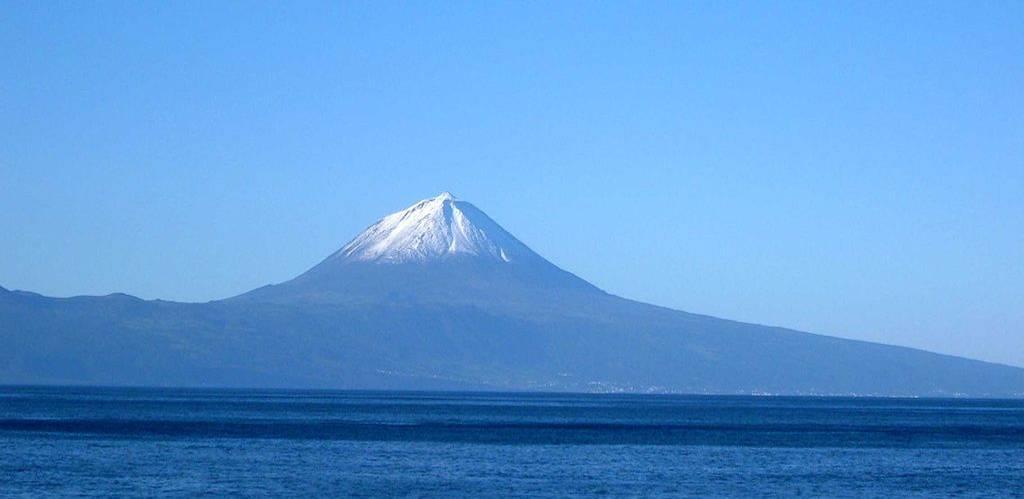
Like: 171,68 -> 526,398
332,192 -> 537,264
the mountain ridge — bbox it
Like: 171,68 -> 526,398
2,193 -> 1023,396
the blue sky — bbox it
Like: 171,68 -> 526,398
2,1 -> 1022,366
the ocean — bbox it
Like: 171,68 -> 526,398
1,387 -> 1022,497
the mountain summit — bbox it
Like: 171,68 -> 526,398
2,193 -> 1023,395
327,192 -> 541,265
238,193 -> 598,306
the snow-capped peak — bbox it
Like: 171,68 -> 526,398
328,192 -> 540,265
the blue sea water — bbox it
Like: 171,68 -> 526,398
1,387 -> 1022,497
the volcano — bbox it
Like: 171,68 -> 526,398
2,193 -> 1022,396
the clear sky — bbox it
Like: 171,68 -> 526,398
2,1 -> 1022,366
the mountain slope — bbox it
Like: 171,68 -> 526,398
2,193 -> 1022,396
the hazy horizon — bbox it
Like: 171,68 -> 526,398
2,2 -> 1021,367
